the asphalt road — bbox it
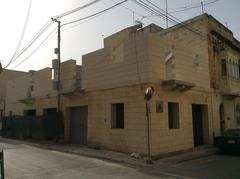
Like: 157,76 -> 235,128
1,142 -> 182,179
1,141 -> 240,179
154,154 -> 240,179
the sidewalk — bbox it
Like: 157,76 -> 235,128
155,146 -> 219,166
0,137 -> 219,167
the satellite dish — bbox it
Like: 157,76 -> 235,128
144,86 -> 154,101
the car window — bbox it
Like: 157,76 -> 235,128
223,129 -> 240,137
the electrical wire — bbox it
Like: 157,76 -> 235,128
61,0 -> 128,27
170,0 -> 221,14
4,0 -> 32,68
13,27 -> 58,69
13,0 -> 128,69
7,0 -> 103,68
11,0 -> 216,69
132,0 -> 205,38
61,10 -> 107,32
110,0 -> 161,25
9,20 -> 54,65
52,0 -> 102,19
146,0 -> 205,36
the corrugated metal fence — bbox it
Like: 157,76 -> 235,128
1,112 -> 64,141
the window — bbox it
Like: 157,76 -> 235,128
43,108 -> 57,115
168,102 -> 180,129
24,109 -> 36,117
236,104 -> 240,124
111,103 -> 124,129
238,59 -> 240,78
0,110 -> 3,120
230,60 -> 234,77
221,59 -> 227,76
237,62 -> 240,79
232,62 -> 235,78
234,62 -> 238,78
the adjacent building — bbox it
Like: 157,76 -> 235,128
0,69 -> 27,119
5,60 -> 81,117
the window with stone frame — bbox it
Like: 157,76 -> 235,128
111,103 -> 124,129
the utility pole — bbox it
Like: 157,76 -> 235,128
52,18 -> 61,113
166,0 -> 168,28
57,20 -> 61,113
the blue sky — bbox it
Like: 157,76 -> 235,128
0,0 -> 239,71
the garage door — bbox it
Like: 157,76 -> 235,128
70,106 -> 88,145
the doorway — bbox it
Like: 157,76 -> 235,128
219,104 -> 225,135
70,106 -> 88,145
192,104 -> 209,147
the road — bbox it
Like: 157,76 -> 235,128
1,141 -> 240,179
154,154 -> 240,179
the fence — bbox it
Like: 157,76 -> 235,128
1,112 -> 64,141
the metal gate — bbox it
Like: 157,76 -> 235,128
70,106 -> 88,145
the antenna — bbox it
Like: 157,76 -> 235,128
166,0 -> 168,28
131,21 -> 143,31
133,12 -> 135,25
225,22 -> 228,28
201,1 -> 204,14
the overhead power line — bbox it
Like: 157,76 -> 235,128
13,0 -> 128,69
169,0 -> 221,14
110,0 -> 161,25
146,0 -> 205,36
132,0 -> 205,38
52,0 -> 102,19
9,20 -> 54,66
4,0 -> 32,68
8,0 -> 103,68
13,27 -> 58,69
61,0 -> 128,27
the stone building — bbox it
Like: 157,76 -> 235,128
0,69 -> 27,119
63,13 -> 240,157
5,60 -> 81,117
4,13 -> 240,157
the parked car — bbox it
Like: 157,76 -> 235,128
214,129 -> 240,154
